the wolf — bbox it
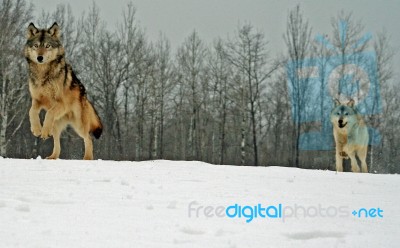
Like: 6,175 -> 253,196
24,22 -> 102,160
330,99 -> 368,173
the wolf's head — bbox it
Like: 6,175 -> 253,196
24,22 -> 64,64
330,99 -> 358,130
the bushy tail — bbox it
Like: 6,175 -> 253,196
88,101 -> 103,139
92,124 -> 103,139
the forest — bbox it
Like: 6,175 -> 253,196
0,0 -> 398,173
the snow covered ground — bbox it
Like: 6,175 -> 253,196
0,158 -> 399,248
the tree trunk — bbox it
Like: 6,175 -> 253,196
219,101 -> 227,165
159,86 -> 165,158
250,105 -> 258,166
152,115 -> 159,159
0,115 -> 7,157
0,76 -> 8,157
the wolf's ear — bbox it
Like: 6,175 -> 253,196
347,99 -> 355,107
333,98 -> 341,106
27,23 -> 39,39
48,22 -> 60,38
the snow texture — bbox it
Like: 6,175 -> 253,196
0,158 -> 399,247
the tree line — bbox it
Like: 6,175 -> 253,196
0,0 -> 398,173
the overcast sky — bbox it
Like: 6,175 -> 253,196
33,0 -> 400,72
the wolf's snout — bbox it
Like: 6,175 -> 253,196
338,118 -> 347,128
37,56 -> 44,63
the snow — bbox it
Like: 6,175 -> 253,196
0,158 -> 399,248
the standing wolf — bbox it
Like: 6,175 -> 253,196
330,99 -> 368,173
24,22 -> 102,160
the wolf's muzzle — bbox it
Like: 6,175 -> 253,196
37,56 -> 44,63
338,119 -> 347,128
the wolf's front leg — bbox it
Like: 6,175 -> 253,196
343,145 -> 360,173
348,153 -> 361,173
335,151 -> 343,172
41,103 -> 65,139
29,100 -> 42,137
336,154 -> 343,172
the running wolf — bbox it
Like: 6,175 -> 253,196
24,22 -> 102,160
330,99 -> 368,173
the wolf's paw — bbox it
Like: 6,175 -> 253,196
336,164 -> 343,172
40,128 -> 52,140
351,166 -> 361,173
31,126 -> 42,137
83,154 -> 93,160
46,154 -> 58,160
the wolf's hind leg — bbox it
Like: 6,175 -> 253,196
82,135 -> 93,160
72,122 -> 93,160
70,107 -> 94,160
357,147 -> 368,173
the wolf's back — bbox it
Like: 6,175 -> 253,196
70,70 -> 103,139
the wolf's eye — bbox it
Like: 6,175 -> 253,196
344,113 -> 348,116
45,44 -> 51,48
336,112 -> 340,115
33,44 -> 39,48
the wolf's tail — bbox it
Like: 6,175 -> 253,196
88,101 -> 103,139
92,123 -> 103,139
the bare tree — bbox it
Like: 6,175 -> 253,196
95,31 -> 127,158
228,23 -> 277,166
373,31 -> 395,172
329,11 -> 370,101
176,30 -> 208,160
150,34 -> 173,159
208,39 -> 232,164
0,0 -> 32,156
170,70 -> 188,160
117,2 -> 139,159
130,33 -> 155,160
80,2 -> 104,94
284,5 -> 312,168
264,69 -> 292,166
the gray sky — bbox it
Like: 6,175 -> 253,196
33,0 -> 400,73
